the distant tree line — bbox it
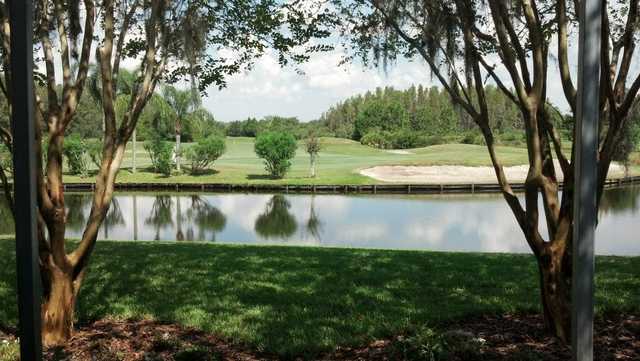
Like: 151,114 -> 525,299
318,85 -> 547,148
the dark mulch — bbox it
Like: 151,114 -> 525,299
1,313 -> 638,360
42,320 -> 269,361
321,313 -> 640,361
456,313 -> 639,360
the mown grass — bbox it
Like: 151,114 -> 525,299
64,137 -> 541,185
0,240 -> 638,358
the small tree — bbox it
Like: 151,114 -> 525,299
305,133 -> 322,178
613,101 -> 640,176
186,135 -> 226,174
255,132 -> 298,178
63,135 -> 88,176
87,139 -> 103,170
144,134 -> 174,176
162,85 -> 201,173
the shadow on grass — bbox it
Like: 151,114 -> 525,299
186,169 -> 220,177
246,174 -> 279,180
0,241 -> 639,358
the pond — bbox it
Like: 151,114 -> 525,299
0,186 -> 638,255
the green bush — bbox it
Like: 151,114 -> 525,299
361,129 -> 426,149
390,129 -> 419,149
87,139 -> 103,169
186,135 -> 226,175
254,131 -> 298,178
361,129 -> 392,149
496,131 -> 526,146
416,135 -> 446,147
63,135 -> 88,176
144,134 -> 174,176
460,132 -> 476,145
473,134 -> 486,146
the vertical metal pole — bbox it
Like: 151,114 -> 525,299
573,0 -> 601,360
9,0 -> 43,359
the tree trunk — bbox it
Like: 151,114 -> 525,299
310,154 -> 316,178
537,242 -> 572,343
176,133 -> 181,173
41,267 -> 77,346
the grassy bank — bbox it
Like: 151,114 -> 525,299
64,138 -> 539,185
1,240 -> 638,358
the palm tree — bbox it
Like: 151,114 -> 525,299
88,67 -> 140,172
161,85 -> 201,172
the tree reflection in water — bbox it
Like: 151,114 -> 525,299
186,196 -> 227,242
65,193 -> 93,232
176,196 -> 184,241
306,195 -> 323,243
599,186 -> 640,216
66,194 -> 123,239
255,195 -> 297,240
103,198 -> 125,239
145,195 -> 174,240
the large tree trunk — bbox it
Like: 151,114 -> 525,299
537,244 -> 572,343
41,266 -> 77,346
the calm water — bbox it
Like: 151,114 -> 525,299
1,186 -> 638,255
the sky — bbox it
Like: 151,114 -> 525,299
200,45 -> 583,123
201,49 -> 443,123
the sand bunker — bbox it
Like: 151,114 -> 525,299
386,149 -> 413,155
360,161 -> 626,184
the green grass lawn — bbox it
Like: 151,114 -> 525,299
64,138 -> 541,185
1,240 -> 638,358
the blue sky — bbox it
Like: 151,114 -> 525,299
201,48 -> 441,122
200,45 -> 585,123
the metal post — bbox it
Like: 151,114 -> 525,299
573,0 -> 601,359
9,0 -> 43,359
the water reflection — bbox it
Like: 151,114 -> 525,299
305,196 -> 323,243
145,195 -> 173,241
254,195 -> 297,240
66,193 -> 93,232
600,186 -> 640,215
66,195 -> 124,238
185,196 -> 226,242
0,186 -> 638,255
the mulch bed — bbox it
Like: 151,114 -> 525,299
327,313 -> 640,361
1,313 -> 638,360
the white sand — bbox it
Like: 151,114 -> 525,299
386,149 -> 413,155
360,161 -> 626,184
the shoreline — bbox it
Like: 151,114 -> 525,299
44,174 -> 640,194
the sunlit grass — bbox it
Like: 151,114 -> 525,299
64,137 -> 542,185
0,240 -> 638,357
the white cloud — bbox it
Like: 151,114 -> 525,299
202,48 -> 438,122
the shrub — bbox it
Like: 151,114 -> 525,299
254,131 -> 298,178
473,134 -> 486,146
186,135 -> 226,175
361,129 -> 392,149
390,129 -> 419,149
144,134 -> 174,176
416,135 -> 446,147
63,135 -> 88,176
460,132 -> 476,145
87,139 -> 103,169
